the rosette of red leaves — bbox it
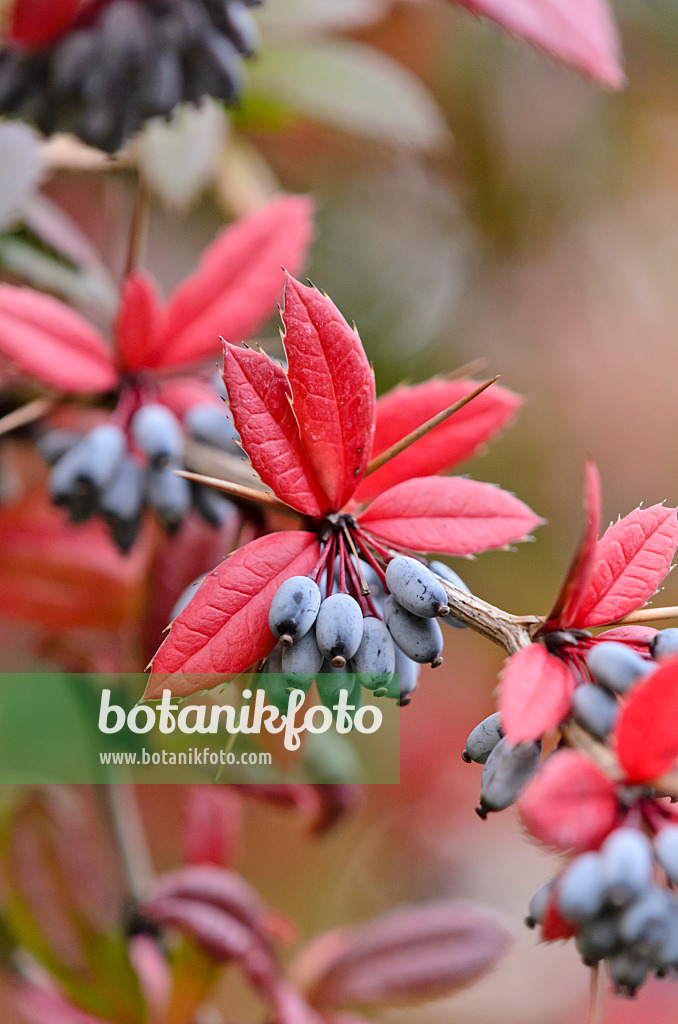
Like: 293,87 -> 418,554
147,273 -> 542,697
500,461 -> 678,744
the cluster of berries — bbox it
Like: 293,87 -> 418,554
261,543 -> 470,711
528,824 -> 678,996
39,397 -> 240,550
0,0 -> 261,152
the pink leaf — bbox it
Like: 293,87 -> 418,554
573,504 -> 678,627
147,531 -> 320,696
182,787 -> 242,868
147,866 -> 267,933
519,750 -> 619,852
454,0 -> 624,89
355,378 -> 521,504
292,902 -> 511,1010
0,285 -> 117,393
357,476 -> 542,555
222,342 -> 328,517
595,625 -> 657,654
114,271 -> 166,372
159,196 -> 314,369
282,277 -> 376,512
615,654 -> 678,783
544,459 -> 601,630
500,644 -> 574,743
17,983 -> 109,1024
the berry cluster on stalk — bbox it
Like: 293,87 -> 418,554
263,532 -> 472,709
0,0 -> 261,152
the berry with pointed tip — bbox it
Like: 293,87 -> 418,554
462,712 -> 503,764
349,616 -> 396,692
184,404 -> 241,455
477,737 -> 542,817
268,576 -> 321,646
600,828 -> 654,907
651,628 -> 678,662
100,454 -> 146,552
146,464 -> 191,530
428,559 -> 470,629
557,852 -> 605,923
385,555 -> 449,618
281,628 -> 324,685
608,950 -> 652,996
572,683 -> 619,741
388,645 -> 420,705
315,593 -> 364,667
586,641 -> 651,694
525,881 -> 552,928
383,595 -> 444,666
654,826 -> 678,885
132,403 -> 184,468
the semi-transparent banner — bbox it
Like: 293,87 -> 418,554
0,674 -> 400,784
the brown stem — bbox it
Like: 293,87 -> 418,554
589,963 -> 604,1024
363,376 -> 499,478
175,468 -> 299,514
0,396 -> 54,436
124,170 -> 149,279
434,575 -> 537,655
599,606 -> 678,628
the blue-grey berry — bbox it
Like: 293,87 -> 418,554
268,576 -> 321,646
385,556 -> 449,618
316,593 -> 364,667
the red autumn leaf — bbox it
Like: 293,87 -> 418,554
572,503 -> 678,627
282,277 -> 376,512
595,625 -> 657,654
354,378 -> 521,504
540,895 -> 577,942
519,750 -> 619,852
159,196 -> 313,369
156,377 -> 223,419
357,476 -> 542,555
147,531 -> 320,697
222,342 -> 328,517
544,459 -> 601,631
453,0 -> 624,89
0,285 -> 117,393
500,644 -> 574,743
114,271 -> 166,373
615,654 -> 678,783
7,0 -> 83,45
292,902 -> 511,1010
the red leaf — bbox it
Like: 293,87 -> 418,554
182,787 -> 242,868
147,531 -> 320,697
544,459 -> 601,630
357,476 -> 542,555
573,504 -> 678,627
355,378 -> 521,504
156,377 -> 223,419
454,0 -> 624,89
615,654 -> 678,782
7,0 -> 82,45
114,271 -> 166,372
0,285 -> 117,393
519,750 -> 619,852
282,277 -> 376,512
595,625 -> 657,654
222,342 -> 328,517
159,196 -> 313,369
540,895 -> 577,942
500,644 -> 574,743
292,902 -> 511,1010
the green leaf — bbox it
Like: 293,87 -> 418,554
246,40 -> 449,149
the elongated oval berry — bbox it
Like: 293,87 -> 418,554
477,737 -> 541,817
281,628 -> 324,682
586,641 -> 651,694
651,628 -> 678,662
385,556 -> 449,618
600,828 -> 654,907
146,465 -> 191,530
349,616 -> 396,692
557,853 -> 605,923
576,911 -> 623,964
268,576 -> 322,647
132,403 -> 183,467
608,950 -> 652,996
100,455 -> 146,552
654,902 -> 678,971
184,404 -> 241,455
383,596 -> 443,666
572,683 -> 619,741
462,712 -> 503,764
78,423 -> 126,488
428,560 -> 469,629
654,825 -> 678,884
263,651 -> 312,714
526,881 -> 552,928
619,887 -> 670,951
316,593 -> 364,667
385,645 -> 420,705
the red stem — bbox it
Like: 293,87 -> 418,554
309,539 -> 333,584
337,531 -> 348,594
325,535 -> 337,599
350,530 -> 388,587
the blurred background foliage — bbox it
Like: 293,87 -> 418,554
3,0 -> 678,1020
